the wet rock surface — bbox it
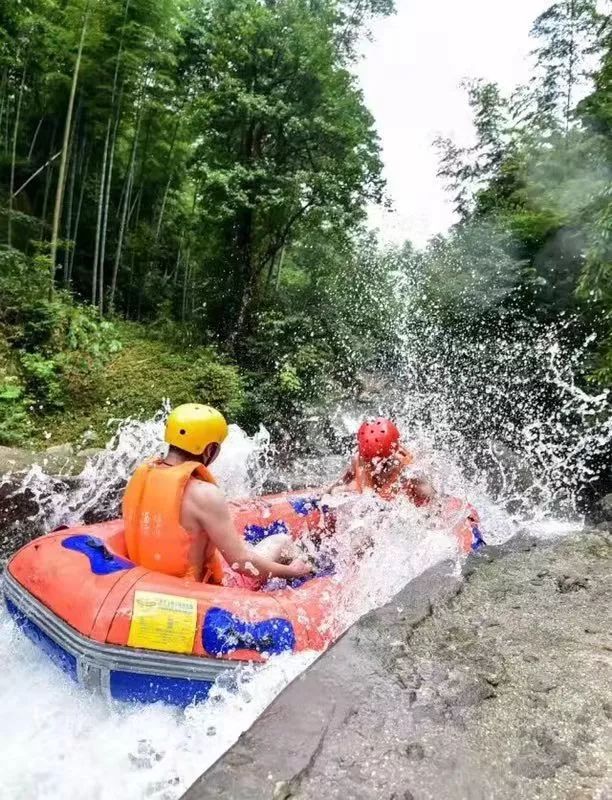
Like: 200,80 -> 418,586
0,445 -> 106,561
183,531 -> 612,800
0,444 -> 101,477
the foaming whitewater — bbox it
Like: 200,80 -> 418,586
0,418 -> 293,800
338,251 -> 612,537
0,605 -> 315,800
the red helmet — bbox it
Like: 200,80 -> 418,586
357,418 -> 400,461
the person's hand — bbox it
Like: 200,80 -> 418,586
286,558 -> 314,578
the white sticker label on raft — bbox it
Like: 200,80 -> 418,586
127,591 -> 198,654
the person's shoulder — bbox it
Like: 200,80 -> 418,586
185,478 -> 226,508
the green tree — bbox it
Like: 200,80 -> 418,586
186,0 -> 387,342
524,0 -> 606,136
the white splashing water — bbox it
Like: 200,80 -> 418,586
0,419 -> 295,800
7,408 -> 272,535
0,603 -> 316,800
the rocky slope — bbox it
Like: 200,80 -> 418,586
0,444 -> 104,560
183,531 -> 611,800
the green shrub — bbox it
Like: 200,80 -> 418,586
0,380 -> 31,446
192,356 -> 246,419
0,250 -> 123,443
19,353 -> 64,411
38,325 -> 246,445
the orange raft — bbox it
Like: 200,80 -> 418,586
3,489 -> 482,706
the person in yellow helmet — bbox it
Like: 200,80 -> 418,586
122,403 -> 312,587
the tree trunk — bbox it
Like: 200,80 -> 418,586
63,124 -> 79,282
99,97 -> 123,278
39,125 -> 57,242
98,116 -> 115,315
191,268 -> 196,318
67,141 -> 90,283
564,0 -> 577,139
274,245 -> 286,292
230,273 -> 257,347
92,133 -> 109,307
171,244 -> 182,286
8,63 -> 27,248
0,68 -> 8,153
154,116 -> 181,243
2,67 -> 10,157
108,146 -> 135,312
27,117 -> 44,161
49,1 -> 91,296
181,253 -> 191,323
14,150 -> 61,200
108,103 -> 141,313
125,187 -> 143,317
99,0 -> 130,314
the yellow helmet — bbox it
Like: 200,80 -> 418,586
164,404 -> 228,455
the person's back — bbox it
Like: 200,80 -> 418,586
123,403 -> 311,586
123,455 -> 224,582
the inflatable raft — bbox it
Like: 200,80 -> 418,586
3,488 -> 482,706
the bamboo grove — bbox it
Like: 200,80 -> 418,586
0,0 -> 392,340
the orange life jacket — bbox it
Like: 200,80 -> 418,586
122,459 -> 225,583
353,449 -> 415,501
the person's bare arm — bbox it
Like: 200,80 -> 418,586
327,462 -> 356,495
190,483 -> 311,580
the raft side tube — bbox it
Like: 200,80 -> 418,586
2,570 -> 240,706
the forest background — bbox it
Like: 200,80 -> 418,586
0,0 -> 610,454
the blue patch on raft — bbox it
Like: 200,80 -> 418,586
61,535 -> 134,575
290,497 -> 323,516
244,519 -> 290,544
109,671 -> 213,706
203,607 -> 296,656
471,524 -> 486,551
5,596 -> 78,681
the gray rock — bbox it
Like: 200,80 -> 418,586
447,677 -> 497,709
73,448 -> 104,467
599,493 -> 612,521
44,443 -> 74,458
511,752 -> 559,780
41,443 -> 78,475
556,574 -> 589,593
181,533 -> 612,800
0,443 -> 103,488
0,445 -> 37,474
404,743 -> 425,761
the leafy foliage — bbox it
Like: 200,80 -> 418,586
0,249 -> 121,443
0,0 -> 395,442
427,0 -> 612,386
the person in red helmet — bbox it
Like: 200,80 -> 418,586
329,417 -> 435,505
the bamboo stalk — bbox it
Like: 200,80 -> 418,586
8,63 -> 27,248
49,0 -> 91,296
67,144 -> 90,284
